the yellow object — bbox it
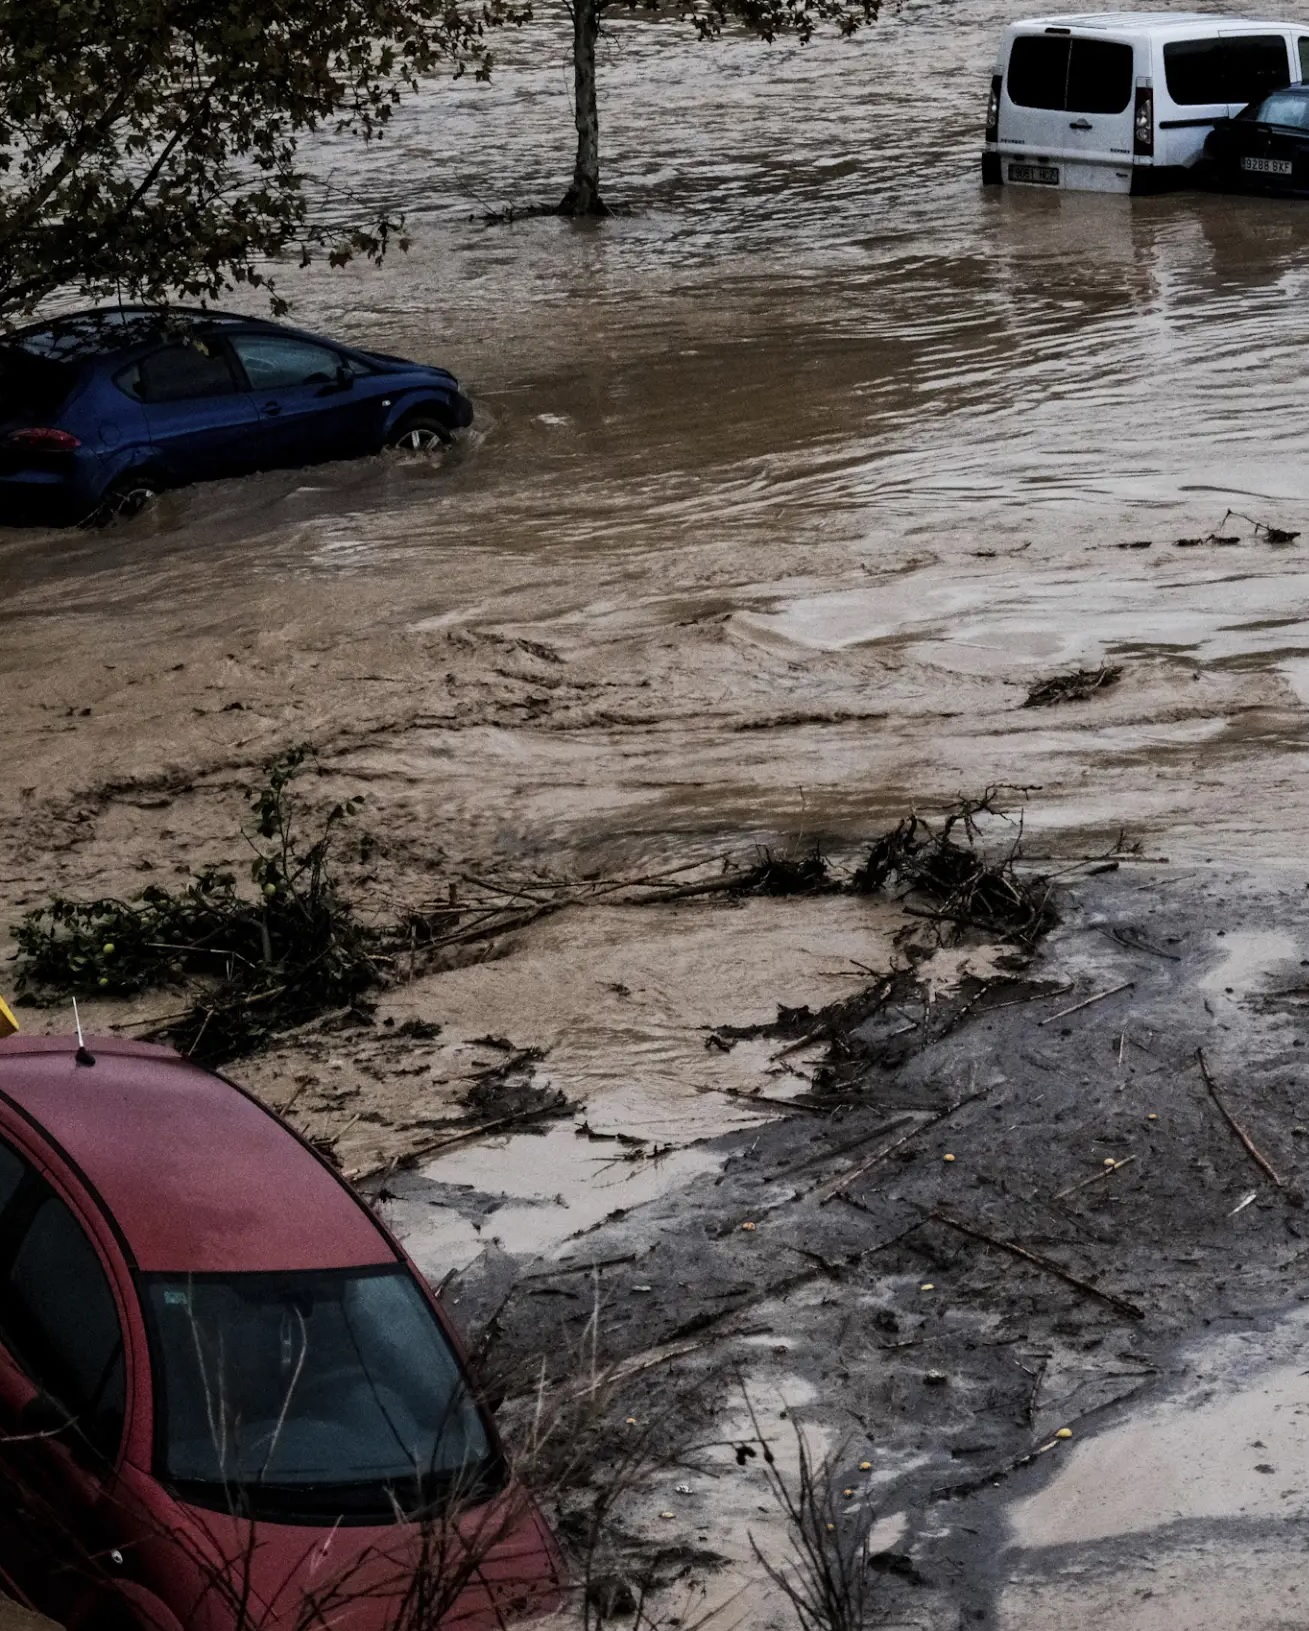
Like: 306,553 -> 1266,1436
741,1221 -> 757,1231
944,1153 -> 956,1163
0,995 -> 17,1038
859,1461 -> 872,1470
920,1282 -> 935,1291
1055,1427 -> 1073,1440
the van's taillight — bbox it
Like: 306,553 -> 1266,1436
6,427 -> 80,451
1134,86 -> 1154,157
986,74 -> 1002,143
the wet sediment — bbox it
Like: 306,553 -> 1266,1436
440,863 -> 1309,1628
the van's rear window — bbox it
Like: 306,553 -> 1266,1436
1007,36 -> 1134,114
1163,36 -> 1290,107
0,348 -> 74,420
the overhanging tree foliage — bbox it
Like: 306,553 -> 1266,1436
559,0 -> 879,217
0,0 -> 523,323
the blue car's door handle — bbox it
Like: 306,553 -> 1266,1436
261,402 -> 282,416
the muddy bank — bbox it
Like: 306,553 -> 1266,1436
418,861 -> 1309,1627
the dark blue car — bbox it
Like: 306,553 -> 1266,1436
1204,83 -> 1309,197
0,307 -> 474,527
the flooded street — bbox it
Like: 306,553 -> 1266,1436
7,0 -> 1309,875
7,0 -> 1309,1624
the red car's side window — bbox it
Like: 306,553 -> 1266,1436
0,1175 -> 126,1465
0,1139 -> 24,1216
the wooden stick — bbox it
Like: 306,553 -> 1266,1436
769,1114 -> 919,1181
928,1208 -> 1145,1321
1053,1154 -> 1138,1201
1196,1048 -> 1285,1189
815,1086 -> 988,1205
347,1103 -> 566,1184
1039,981 -> 1134,1026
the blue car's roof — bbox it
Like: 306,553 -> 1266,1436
10,306 -> 275,363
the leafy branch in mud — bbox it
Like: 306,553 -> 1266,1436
13,745 -> 375,1061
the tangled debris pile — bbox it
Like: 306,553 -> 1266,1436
1022,665 -> 1122,709
850,788 -> 1055,947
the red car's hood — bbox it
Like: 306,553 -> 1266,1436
136,1482 -> 563,1631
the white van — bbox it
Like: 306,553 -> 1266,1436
982,13 -> 1309,192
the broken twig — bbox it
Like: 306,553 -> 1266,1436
928,1208 -> 1145,1321
816,1085 -> 989,1205
1039,981 -> 1134,1026
1052,1154 -> 1138,1202
1196,1048 -> 1284,1189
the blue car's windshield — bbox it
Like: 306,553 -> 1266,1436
1252,90 -> 1309,128
144,1266 -> 497,1519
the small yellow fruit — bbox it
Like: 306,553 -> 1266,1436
859,1461 -> 872,1471
741,1221 -> 757,1231
102,942 -> 115,955
1147,1113 -> 1158,1121
98,977 -> 109,988
843,1488 -> 854,1497
1103,1158 -> 1116,1167
264,882 -> 278,896
659,1511 -> 675,1520
826,1523 -> 836,1532
920,1282 -> 935,1291
625,1417 -> 638,1425
944,1153 -> 956,1163
1055,1427 -> 1073,1440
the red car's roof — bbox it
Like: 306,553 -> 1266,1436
0,1035 -> 393,1274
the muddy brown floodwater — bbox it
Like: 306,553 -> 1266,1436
7,0 -> 1309,1624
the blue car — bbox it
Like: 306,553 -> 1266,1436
0,307 -> 474,527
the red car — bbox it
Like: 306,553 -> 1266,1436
0,1033 -> 562,1631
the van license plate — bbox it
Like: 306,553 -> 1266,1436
1242,156 -> 1293,176
1009,163 -> 1059,185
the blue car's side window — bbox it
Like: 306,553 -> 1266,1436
120,343 -> 239,405
231,336 -> 342,392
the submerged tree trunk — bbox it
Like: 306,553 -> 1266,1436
559,0 -> 609,217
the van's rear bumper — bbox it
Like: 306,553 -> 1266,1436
981,149 -> 1195,196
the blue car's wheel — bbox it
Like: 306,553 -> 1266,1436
83,474 -> 161,529
387,413 -> 452,453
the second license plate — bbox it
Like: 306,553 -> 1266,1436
1009,163 -> 1060,185
1242,155 -> 1293,176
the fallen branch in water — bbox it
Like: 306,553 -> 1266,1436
348,1099 -> 569,1184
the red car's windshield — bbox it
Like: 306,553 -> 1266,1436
143,1266 -> 497,1521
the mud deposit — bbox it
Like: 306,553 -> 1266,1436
8,0 -> 1309,1621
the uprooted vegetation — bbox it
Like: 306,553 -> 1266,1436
1023,664 -> 1122,709
11,758 -> 1055,1078
13,746 -> 375,1060
709,791 -> 1062,1103
849,788 -> 1056,948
